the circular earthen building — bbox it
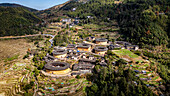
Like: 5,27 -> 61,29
95,38 -> 108,45
95,46 -> 108,55
52,49 -> 67,58
45,62 -> 71,75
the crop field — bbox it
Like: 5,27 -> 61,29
113,49 -> 139,58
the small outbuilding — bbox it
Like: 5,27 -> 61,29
115,41 -> 131,46
108,44 -> 122,50
125,45 -> 139,50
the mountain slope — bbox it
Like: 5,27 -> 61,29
53,0 -> 169,47
0,7 -> 41,37
117,0 -> 170,47
37,0 -> 169,47
0,3 -> 37,12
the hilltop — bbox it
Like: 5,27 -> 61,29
0,3 -> 37,12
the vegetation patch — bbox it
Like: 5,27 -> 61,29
113,49 -> 139,58
4,54 -> 19,62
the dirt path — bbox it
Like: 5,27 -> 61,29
0,34 -> 40,39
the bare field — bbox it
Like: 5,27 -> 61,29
0,39 -> 33,59
0,39 -> 34,71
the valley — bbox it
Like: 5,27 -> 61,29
0,0 -> 169,96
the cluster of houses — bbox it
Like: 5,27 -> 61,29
109,41 -> 139,50
52,18 -> 79,28
42,37 -> 139,77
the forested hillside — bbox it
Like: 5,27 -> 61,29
66,0 -> 116,23
86,65 -> 156,96
117,0 -> 170,48
0,7 -> 41,37
58,0 -> 169,48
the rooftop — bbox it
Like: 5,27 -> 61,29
52,49 -> 67,55
77,43 -> 91,48
95,38 -> 108,42
125,45 -> 139,47
115,41 -> 131,45
95,46 -> 108,52
45,62 -> 70,71
67,44 -> 76,48
79,58 -> 96,63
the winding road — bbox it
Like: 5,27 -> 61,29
42,34 -> 55,46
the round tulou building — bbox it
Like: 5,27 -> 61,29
77,43 -> 91,52
95,38 -> 108,45
95,46 -> 108,55
52,49 -> 67,58
45,62 -> 71,75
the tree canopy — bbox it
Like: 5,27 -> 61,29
0,7 -> 41,36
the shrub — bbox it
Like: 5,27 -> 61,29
76,75 -> 80,79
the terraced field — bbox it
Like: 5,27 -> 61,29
112,49 -> 162,86
112,49 -> 144,62
0,39 -> 37,96
0,70 -> 25,96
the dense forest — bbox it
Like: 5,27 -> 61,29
86,64 -> 156,96
66,0 -> 117,23
0,7 -> 41,37
117,0 -> 170,48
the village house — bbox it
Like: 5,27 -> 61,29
115,41 -> 131,46
54,46 -> 66,50
115,41 -> 139,50
125,45 -> 139,50
94,46 -> 108,55
108,44 -> 122,50
61,18 -> 71,23
95,38 -> 108,45
71,72 -> 81,76
67,44 -> 76,50
44,55 -> 56,62
72,58 -> 96,74
72,63 -> 94,73
52,49 -> 67,58
70,54 -> 79,60
85,36 -> 95,41
79,58 -> 96,64
87,16 -> 93,19
77,43 -> 92,52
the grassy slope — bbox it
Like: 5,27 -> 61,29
113,49 -> 139,58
